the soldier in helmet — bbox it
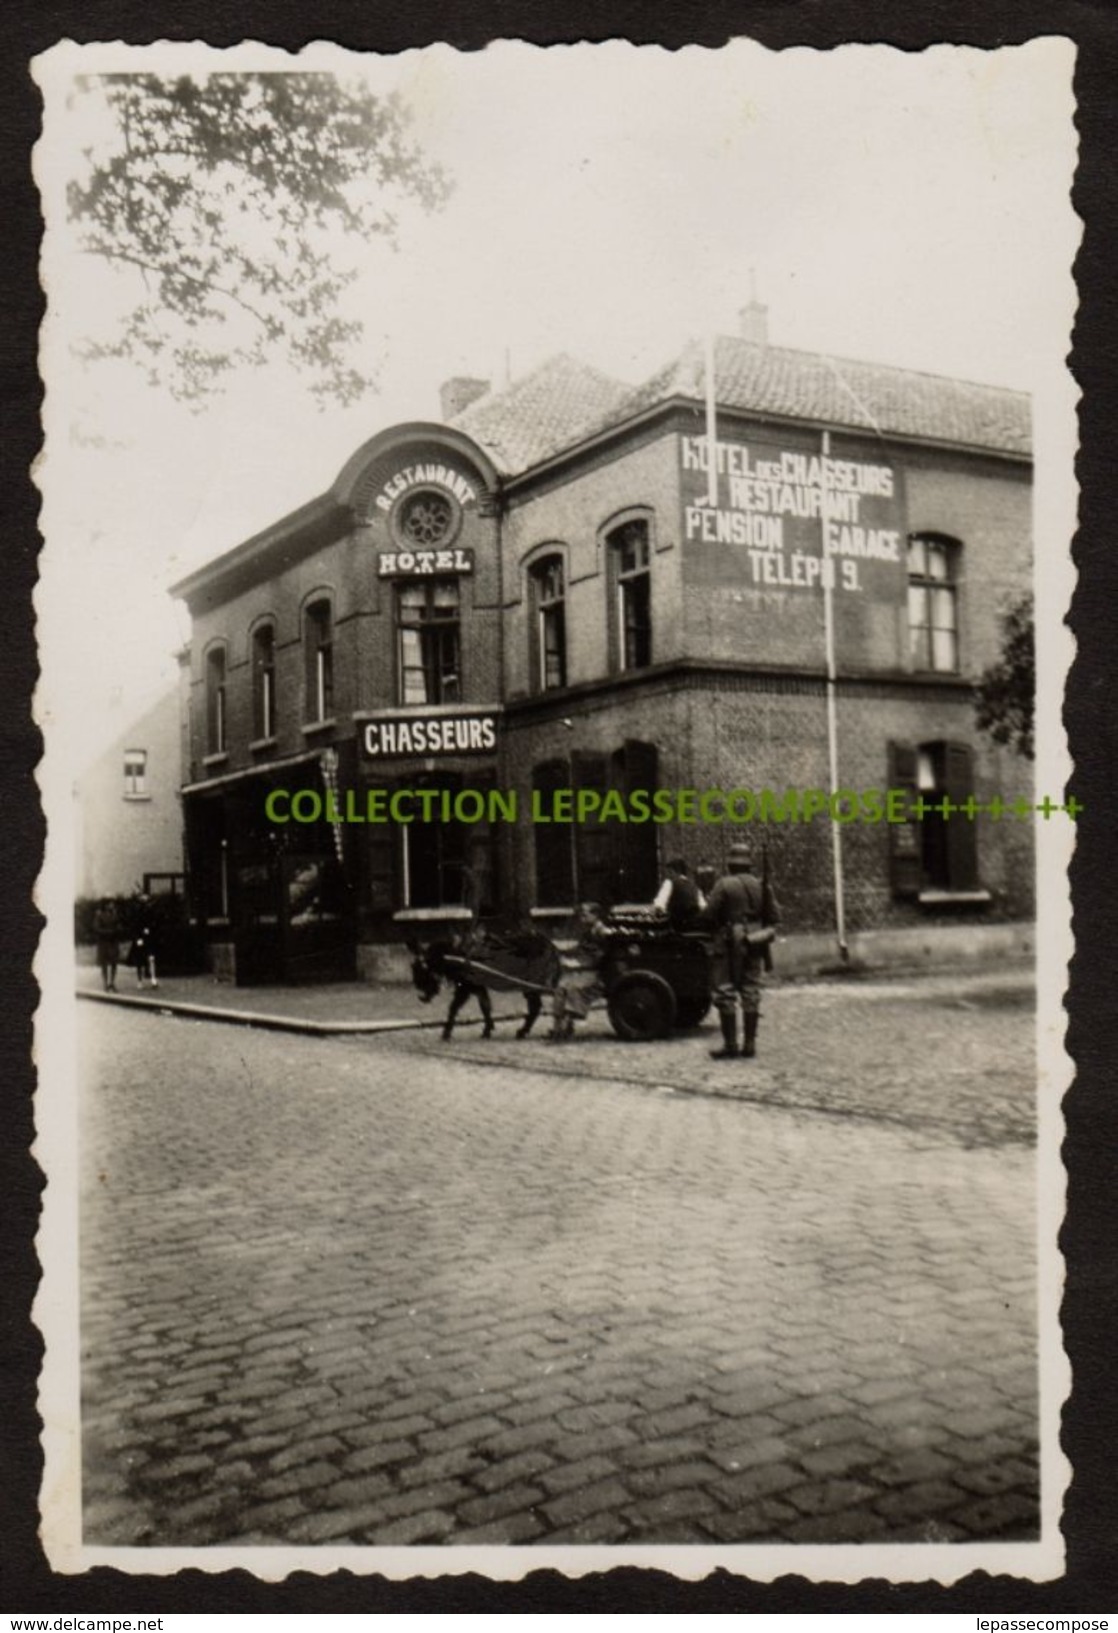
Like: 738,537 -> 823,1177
703,839 -> 778,1060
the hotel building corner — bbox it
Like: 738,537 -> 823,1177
171,320 -> 1035,984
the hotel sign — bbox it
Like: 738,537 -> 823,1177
377,548 -> 473,577
362,713 -> 498,757
679,434 -> 903,600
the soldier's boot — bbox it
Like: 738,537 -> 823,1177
709,1009 -> 739,1059
742,1014 -> 759,1059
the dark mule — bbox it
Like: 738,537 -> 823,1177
408,931 -> 559,1041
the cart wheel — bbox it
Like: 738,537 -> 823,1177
673,996 -> 711,1029
607,971 -> 677,1041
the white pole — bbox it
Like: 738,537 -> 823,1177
821,429 -> 849,962
703,332 -> 718,508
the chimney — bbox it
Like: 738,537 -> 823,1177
440,376 -> 490,420
738,267 -> 769,346
738,299 -> 769,346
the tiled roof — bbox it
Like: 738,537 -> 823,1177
611,335 -> 1031,458
449,353 -> 632,474
451,336 -> 1031,477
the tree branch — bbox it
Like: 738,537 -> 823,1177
79,242 -> 275,332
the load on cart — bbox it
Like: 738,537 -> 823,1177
410,905 -> 713,1044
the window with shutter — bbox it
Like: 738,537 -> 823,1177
891,739 -> 981,897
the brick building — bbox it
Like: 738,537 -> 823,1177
171,320 -> 1033,983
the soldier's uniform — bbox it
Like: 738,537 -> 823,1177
705,842 -> 778,1059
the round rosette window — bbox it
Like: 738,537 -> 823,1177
393,487 -> 461,548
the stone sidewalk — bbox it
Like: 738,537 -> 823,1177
75,963 -> 446,1033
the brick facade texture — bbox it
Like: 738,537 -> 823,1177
181,401 -> 1036,942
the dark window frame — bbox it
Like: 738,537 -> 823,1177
529,552 -> 568,692
607,517 -> 653,673
304,598 -> 335,723
204,645 -> 227,756
123,747 -> 147,798
252,620 -> 277,740
396,577 -> 462,707
888,738 -> 979,897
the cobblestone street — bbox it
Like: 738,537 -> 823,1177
78,972 -> 1040,1550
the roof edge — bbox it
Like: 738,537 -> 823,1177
502,393 -> 1032,497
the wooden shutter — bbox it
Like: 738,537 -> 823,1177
572,750 -> 614,907
943,741 -> 979,891
888,741 -> 922,898
615,739 -> 660,902
533,759 -> 575,907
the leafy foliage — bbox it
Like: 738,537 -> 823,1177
67,73 -> 452,404
974,592 -> 1034,760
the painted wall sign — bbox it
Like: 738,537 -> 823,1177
377,548 -> 474,577
362,713 -> 498,757
679,434 -> 903,599
374,463 -> 478,513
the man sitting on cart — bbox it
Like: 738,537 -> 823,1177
550,901 -> 610,1041
652,856 -> 705,928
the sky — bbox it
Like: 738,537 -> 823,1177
33,37 -> 1078,769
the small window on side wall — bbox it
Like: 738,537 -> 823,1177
608,519 -> 652,672
123,749 -> 147,798
907,534 -> 960,673
530,555 -> 567,691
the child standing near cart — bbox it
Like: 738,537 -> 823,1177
550,902 -> 609,1040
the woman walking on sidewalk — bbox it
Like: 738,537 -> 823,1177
127,896 -> 159,990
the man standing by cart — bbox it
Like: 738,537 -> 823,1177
704,840 -> 778,1060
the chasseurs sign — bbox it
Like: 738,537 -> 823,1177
375,463 -> 478,512
362,713 -> 498,757
377,548 -> 473,577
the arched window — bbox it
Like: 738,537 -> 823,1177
252,621 -> 276,741
907,534 -> 960,673
304,599 -> 334,722
529,554 -> 567,691
608,518 -> 652,671
205,646 -> 227,756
